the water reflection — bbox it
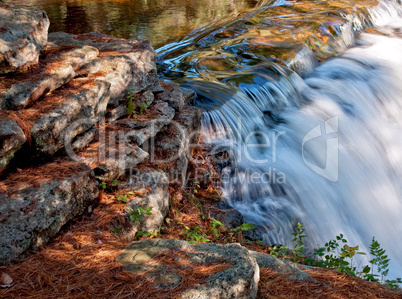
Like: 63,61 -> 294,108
10,0 -> 261,48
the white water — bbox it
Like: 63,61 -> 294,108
198,2 -> 402,279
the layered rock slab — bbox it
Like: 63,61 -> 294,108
15,77 -> 110,157
118,238 -> 259,298
0,113 -> 26,174
48,31 -> 163,106
154,106 -> 201,186
0,4 -> 49,74
0,159 -> 99,263
0,45 -> 99,110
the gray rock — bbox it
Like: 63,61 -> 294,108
154,106 -> 201,186
118,239 -> 259,298
48,31 -> 162,106
26,77 -> 110,156
203,201 -> 244,229
106,104 -> 127,123
1,45 -> 99,109
78,134 -> 149,183
0,114 -> 26,173
0,4 -> 49,74
242,228 -> 264,242
0,159 -> 99,263
116,101 -> 175,146
156,81 -> 185,111
119,169 -> 169,238
181,86 -> 196,104
248,250 -> 317,283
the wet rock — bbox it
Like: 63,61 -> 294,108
18,77 -> 110,156
0,4 -> 49,74
1,45 -> 99,110
242,227 -> 264,242
248,250 -> 316,282
0,114 -> 26,173
181,86 -> 196,104
0,159 -> 99,263
119,169 -> 169,237
118,239 -> 259,298
48,32 -> 162,106
156,81 -> 185,111
154,106 -> 201,186
203,201 -> 244,229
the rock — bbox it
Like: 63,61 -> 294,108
0,45 -> 99,109
248,250 -> 316,283
116,101 -> 175,146
156,81 -> 185,111
0,4 -> 49,74
48,31 -> 163,106
16,77 -> 110,157
242,227 -> 264,242
118,169 -> 169,238
181,86 -> 196,104
106,104 -> 128,123
154,106 -> 201,186
0,272 -> 13,288
0,159 -> 99,263
77,129 -> 149,182
203,201 -> 244,229
0,113 -> 26,174
107,89 -> 155,122
118,239 -> 259,298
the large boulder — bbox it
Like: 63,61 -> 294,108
0,159 -> 99,263
116,101 -> 175,146
248,250 -> 316,282
156,81 -> 185,111
15,77 -> 110,157
77,128 -> 149,183
0,4 -> 49,74
0,45 -> 99,109
118,239 -> 259,298
118,169 -> 169,238
48,31 -> 163,106
0,113 -> 26,174
154,106 -> 201,186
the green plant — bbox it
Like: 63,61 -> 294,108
231,222 -> 256,233
116,196 -> 128,203
116,191 -> 136,203
111,227 -> 123,234
139,99 -> 149,114
270,245 -> 289,258
291,222 -> 307,261
210,218 -> 224,238
137,226 -> 165,238
127,206 -> 153,224
183,225 -> 210,245
99,182 -> 107,189
369,237 -> 389,282
310,234 -> 365,276
193,180 -> 200,193
121,89 -> 137,118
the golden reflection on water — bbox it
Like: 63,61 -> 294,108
10,0 -> 260,47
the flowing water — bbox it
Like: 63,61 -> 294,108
158,0 -> 402,279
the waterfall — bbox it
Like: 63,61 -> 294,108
159,0 -> 402,279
